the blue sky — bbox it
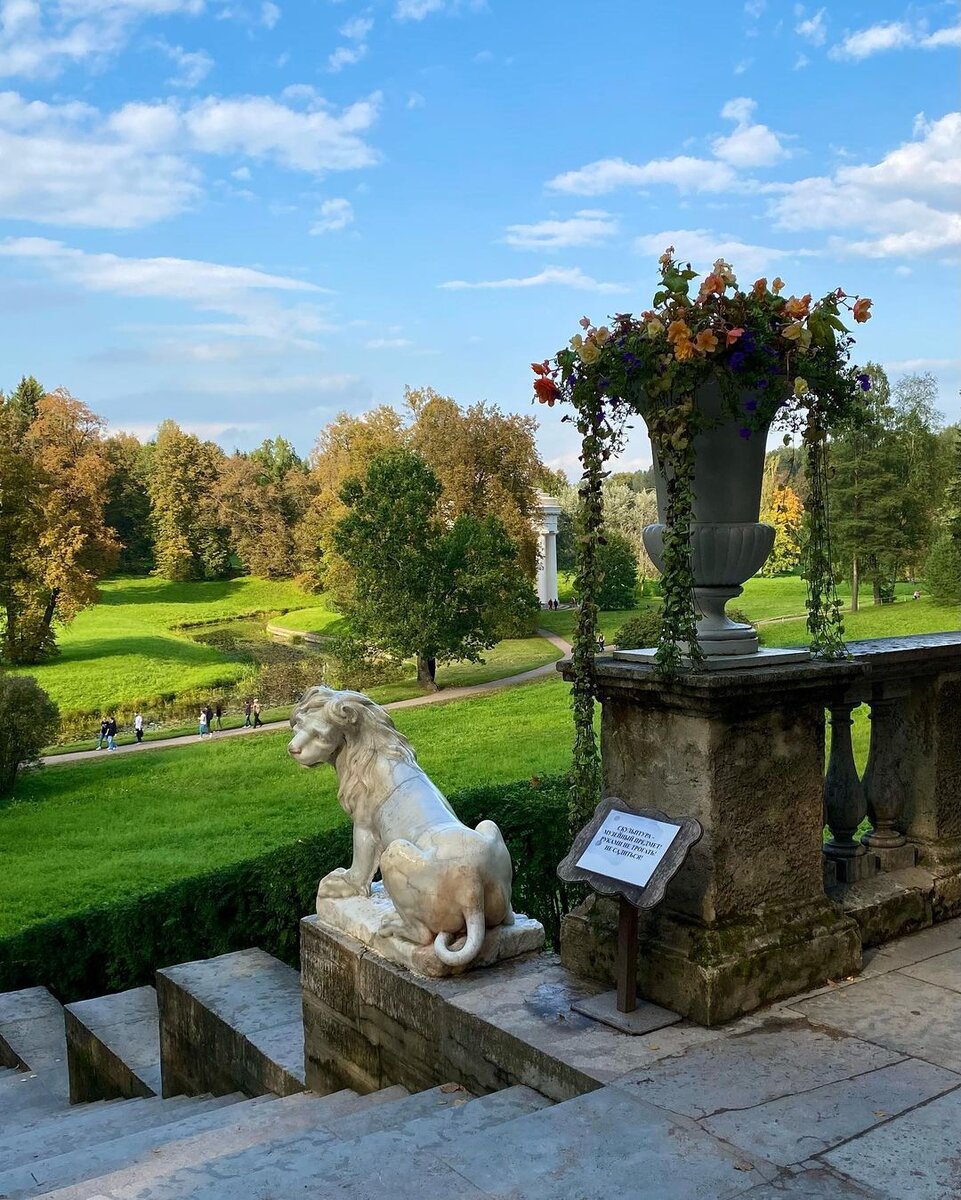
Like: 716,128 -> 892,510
0,0 -> 958,473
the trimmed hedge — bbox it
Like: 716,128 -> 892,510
0,775 -> 573,1003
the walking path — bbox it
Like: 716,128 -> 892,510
41,630 -> 573,768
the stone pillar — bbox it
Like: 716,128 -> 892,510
535,493 -> 562,607
559,656 -> 864,1026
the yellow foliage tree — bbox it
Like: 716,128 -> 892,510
760,485 -> 804,576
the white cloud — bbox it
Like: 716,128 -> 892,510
310,197 -> 354,233
0,236 -> 337,343
884,357 -> 960,371
406,91 -> 425,108
503,209 -> 618,250
394,0 -> 444,18
634,229 -> 807,277
155,38 -> 214,88
184,93 -> 381,172
795,7 -> 826,45
768,112 -> 961,258
794,52 -> 809,69
341,15 -> 373,40
440,266 -> 625,293
0,0 -> 204,79
830,19 -> 960,60
328,43 -> 367,70
548,154 -> 737,196
365,337 -> 412,348
260,1 -> 280,28
744,0 -> 765,18
0,88 -> 381,228
713,96 -> 788,167
231,165 -> 251,180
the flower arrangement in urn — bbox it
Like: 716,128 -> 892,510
533,249 -> 873,820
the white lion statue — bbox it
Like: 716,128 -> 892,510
288,686 -> 515,967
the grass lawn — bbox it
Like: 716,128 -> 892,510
268,603 -> 348,637
761,595 -> 959,648
1,678 -> 574,939
12,576 -> 316,715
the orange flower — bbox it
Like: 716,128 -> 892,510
674,338 -> 696,361
783,293 -> 812,319
659,246 -> 675,265
853,297 -> 872,323
752,278 -> 767,296
531,360 -> 550,376
699,271 -> 726,297
667,318 -> 691,344
782,321 -> 803,341
695,329 -> 719,354
533,376 -> 561,406
772,276 -> 785,294
726,327 -> 745,346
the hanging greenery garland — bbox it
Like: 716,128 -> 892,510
533,250 -> 873,825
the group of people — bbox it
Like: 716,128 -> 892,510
95,699 -> 266,751
544,599 -> 561,610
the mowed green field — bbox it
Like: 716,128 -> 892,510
11,576 -> 316,714
0,678 -> 573,938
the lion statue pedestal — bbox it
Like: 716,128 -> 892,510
288,686 -> 546,978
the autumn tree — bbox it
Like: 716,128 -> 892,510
148,420 -> 231,581
216,452 -> 295,578
104,433 -> 154,572
0,388 -> 118,663
760,485 -> 804,576
332,450 -> 539,688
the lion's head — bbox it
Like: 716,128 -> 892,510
288,685 -> 417,772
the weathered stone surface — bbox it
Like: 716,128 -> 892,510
822,1087 -> 961,1200
740,1167 -> 887,1198
0,986 -> 67,1084
435,1086 -> 779,1198
611,1015 -> 903,1119
859,917 -> 961,978
899,946 -> 961,992
65,986 -> 160,1102
835,866 -> 934,947
790,970 -> 961,1072
314,883 -> 545,978
701,1057 -> 960,1165
157,949 -> 305,1098
559,656 -> 863,1024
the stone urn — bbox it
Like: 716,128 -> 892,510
642,380 -> 775,657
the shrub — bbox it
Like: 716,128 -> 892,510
0,674 -> 59,799
0,774 -> 572,1001
924,533 -> 961,604
597,531 -> 638,609
323,638 -> 408,691
614,609 -> 662,649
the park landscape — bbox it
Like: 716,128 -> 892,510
1,2 -> 961,1196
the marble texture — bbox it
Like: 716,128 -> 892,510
288,686 -> 521,972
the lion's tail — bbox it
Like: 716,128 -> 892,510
433,905 -> 486,967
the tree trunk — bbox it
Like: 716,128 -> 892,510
416,654 -> 438,691
850,555 -> 860,613
872,575 -> 882,605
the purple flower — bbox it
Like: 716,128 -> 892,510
757,377 -> 769,389
730,351 -> 747,371
857,373 -> 872,391
744,398 -> 758,412
739,427 -> 752,440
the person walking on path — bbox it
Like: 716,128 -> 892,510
243,699 -> 253,728
134,712 -> 144,743
252,698 -> 263,728
199,708 -> 209,738
214,701 -> 223,731
203,704 -> 214,735
106,716 -> 118,751
96,718 -> 109,750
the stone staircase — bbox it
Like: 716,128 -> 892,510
0,956 -> 554,1200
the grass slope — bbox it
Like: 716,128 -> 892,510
13,576 -> 315,714
1,678 -> 573,938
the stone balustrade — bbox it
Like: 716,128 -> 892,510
559,631 -> 961,1025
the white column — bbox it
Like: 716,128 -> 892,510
537,532 -> 549,605
535,492 -> 563,608
544,531 -> 558,606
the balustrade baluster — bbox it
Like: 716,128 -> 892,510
823,699 -> 867,860
862,684 -> 909,850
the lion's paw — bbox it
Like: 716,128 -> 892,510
317,869 -> 365,900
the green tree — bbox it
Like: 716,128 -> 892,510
216,452 -> 295,579
0,673 -> 59,798
148,421 -> 231,581
104,433 -> 154,572
597,531 -> 638,609
829,366 -> 943,609
7,375 -> 45,434
923,533 -> 961,604
332,450 -> 539,688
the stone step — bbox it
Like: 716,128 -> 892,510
45,1084 -> 551,1200
65,986 -> 161,1102
0,1093 -> 236,1168
0,986 -> 69,1097
0,1069 -> 69,1128
157,948 -> 305,1098
0,1093 -> 270,1198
